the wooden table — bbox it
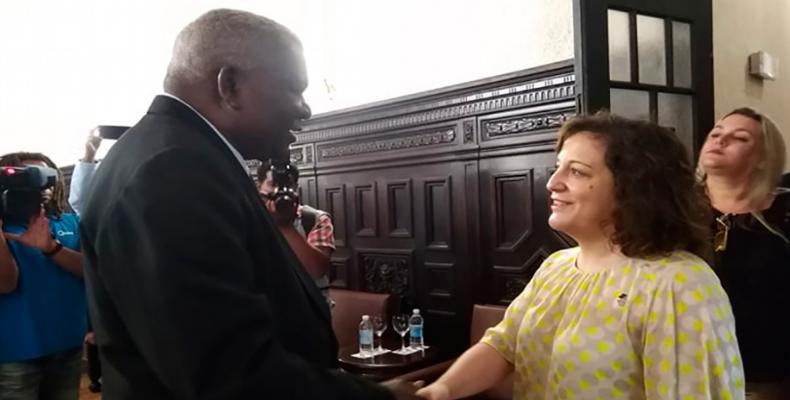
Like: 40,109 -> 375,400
338,343 -> 440,382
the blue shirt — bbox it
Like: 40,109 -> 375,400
0,213 -> 87,362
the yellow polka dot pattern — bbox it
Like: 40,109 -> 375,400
481,248 -> 745,400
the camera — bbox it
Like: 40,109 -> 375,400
0,165 -> 58,224
261,160 -> 300,217
95,125 -> 130,140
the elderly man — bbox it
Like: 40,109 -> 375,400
80,9 -> 420,399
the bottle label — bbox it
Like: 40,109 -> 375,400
359,330 -> 373,345
410,326 -> 422,337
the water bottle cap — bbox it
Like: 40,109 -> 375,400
362,315 -> 370,320
413,309 -> 420,314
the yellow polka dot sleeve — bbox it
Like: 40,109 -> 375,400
481,277 -> 537,364
640,264 -> 745,400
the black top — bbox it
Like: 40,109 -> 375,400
80,96 -> 392,400
712,178 -> 790,383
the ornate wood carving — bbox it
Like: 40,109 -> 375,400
290,147 -> 305,165
297,70 -> 575,143
287,62 -> 577,353
360,251 -> 414,297
484,112 -> 573,139
317,128 -> 456,161
462,120 -> 475,144
305,145 -> 314,164
290,145 -> 314,167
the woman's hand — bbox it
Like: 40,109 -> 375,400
416,382 -> 450,400
4,210 -> 57,253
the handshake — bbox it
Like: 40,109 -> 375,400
384,379 -> 449,399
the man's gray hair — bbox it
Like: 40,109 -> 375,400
164,9 -> 298,91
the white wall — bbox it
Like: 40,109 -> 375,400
0,0 -> 574,166
713,0 -> 790,171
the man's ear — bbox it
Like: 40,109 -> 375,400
217,66 -> 241,110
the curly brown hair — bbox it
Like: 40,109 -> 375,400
0,152 -> 68,217
557,112 -> 712,259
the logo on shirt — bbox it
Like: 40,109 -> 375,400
57,230 -> 75,237
616,293 -> 628,307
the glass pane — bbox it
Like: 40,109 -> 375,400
672,21 -> 692,88
658,93 -> 694,157
610,88 -> 650,121
608,9 -> 631,82
637,15 -> 667,85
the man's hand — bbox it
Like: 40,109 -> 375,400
382,379 -> 425,400
83,127 -> 103,163
262,196 -> 297,227
4,210 -> 57,253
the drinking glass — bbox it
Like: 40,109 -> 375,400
372,315 -> 387,352
391,314 -> 410,352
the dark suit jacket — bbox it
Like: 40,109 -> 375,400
80,96 -> 392,399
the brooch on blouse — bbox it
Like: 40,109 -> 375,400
616,293 -> 628,307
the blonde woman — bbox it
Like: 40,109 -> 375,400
698,107 -> 790,399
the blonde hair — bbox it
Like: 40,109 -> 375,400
698,107 -> 787,204
698,107 -> 788,243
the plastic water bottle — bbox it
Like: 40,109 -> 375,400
409,309 -> 424,349
359,315 -> 374,355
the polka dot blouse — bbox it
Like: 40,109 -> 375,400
482,247 -> 745,400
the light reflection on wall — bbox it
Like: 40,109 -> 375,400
0,0 -> 573,165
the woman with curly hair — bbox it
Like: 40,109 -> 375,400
698,108 -> 789,399
0,152 -> 85,399
418,113 -> 744,399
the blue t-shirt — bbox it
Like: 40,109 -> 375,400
0,213 -> 87,362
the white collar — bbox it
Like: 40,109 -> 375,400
160,93 -> 248,173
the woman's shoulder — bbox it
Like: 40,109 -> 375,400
638,250 -> 720,289
49,213 -> 80,230
530,247 -> 579,280
765,185 -> 790,233
543,247 -> 579,266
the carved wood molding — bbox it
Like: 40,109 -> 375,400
290,145 -> 315,167
462,120 -> 475,144
359,250 -> 415,297
296,62 -> 575,144
484,112 -> 574,139
317,127 -> 456,161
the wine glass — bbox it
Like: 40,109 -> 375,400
372,315 -> 387,352
391,314 -> 410,352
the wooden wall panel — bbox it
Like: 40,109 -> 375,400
295,61 -> 577,354
385,179 -> 413,238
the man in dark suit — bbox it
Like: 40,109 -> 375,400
80,9 -> 421,399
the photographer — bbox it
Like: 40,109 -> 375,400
0,152 -> 86,399
257,160 -> 335,304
